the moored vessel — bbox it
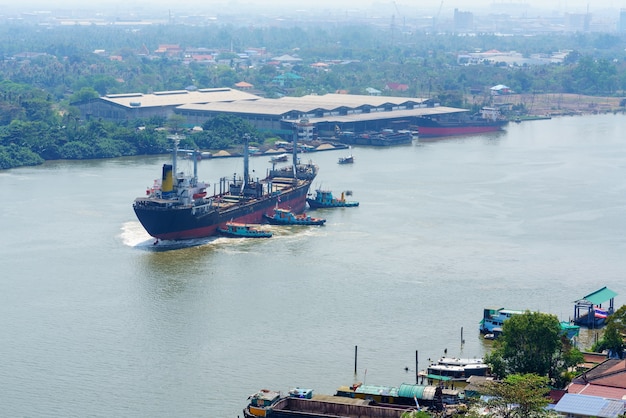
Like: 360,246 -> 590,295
133,133 -> 318,241
306,190 -> 359,208
218,222 -> 272,238
338,148 -> 354,164
243,387 -> 419,418
480,307 -> 580,339
337,129 -> 412,146
263,208 -> 326,226
414,107 -> 508,138
421,357 -> 490,382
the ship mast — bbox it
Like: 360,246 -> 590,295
243,133 -> 250,184
171,134 -> 180,184
292,122 -> 299,180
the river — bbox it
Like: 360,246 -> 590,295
1,113 -> 625,417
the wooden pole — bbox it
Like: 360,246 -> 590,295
354,345 -> 358,375
415,350 -> 419,384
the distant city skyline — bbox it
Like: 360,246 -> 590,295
6,0 -> 626,13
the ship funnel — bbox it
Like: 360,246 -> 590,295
162,164 -> 173,193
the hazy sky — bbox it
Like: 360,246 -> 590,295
5,0 -> 626,15
8,0 -> 626,9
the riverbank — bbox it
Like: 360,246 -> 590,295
494,93 -> 625,117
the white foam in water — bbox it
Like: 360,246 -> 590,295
120,221 -> 154,247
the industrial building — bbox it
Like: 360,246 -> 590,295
75,88 -> 469,139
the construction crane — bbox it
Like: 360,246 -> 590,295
433,0 -> 443,31
393,1 -> 406,34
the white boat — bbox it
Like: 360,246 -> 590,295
423,357 -> 489,381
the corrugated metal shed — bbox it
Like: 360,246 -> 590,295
101,88 -> 261,109
354,384 -> 399,397
179,93 -> 436,116
554,393 -> 626,418
397,384 -> 436,400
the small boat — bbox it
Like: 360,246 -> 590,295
263,208 -> 326,226
338,155 -> 354,164
422,357 -> 490,382
338,147 -> 354,164
244,389 -> 281,417
479,307 -> 523,334
306,189 -> 359,208
218,222 -> 272,238
480,307 -> 580,339
269,153 -> 288,163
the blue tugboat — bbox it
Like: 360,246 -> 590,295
306,190 -> 359,209
218,222 -> 272,238
263,208 -> 326,226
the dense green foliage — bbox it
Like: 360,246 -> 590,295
479,374 -> 555,418
593,305 -> 626,358
485,311 -> 583,388
2,22 -> 626,169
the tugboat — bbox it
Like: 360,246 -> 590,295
306,189 -> 359,208
217,222 -> 272,238
133,130 -> 318,241
338,147 -> 354,164
338,155 -> 354,164
263,207 -> 326,226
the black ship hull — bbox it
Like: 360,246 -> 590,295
134,182 -> 311,240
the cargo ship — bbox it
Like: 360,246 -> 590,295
133,134 -> 318,241
414,107 -> 508,138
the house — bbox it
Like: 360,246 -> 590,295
549,358 -> 626,417
490,84 -> 512,95
154,44 -> 183,57
566,358 -> 626,400
271,54 -> 302,64
385,82 -> 409,92
272,72 -> 303,87
553,393 -> 625,418
234,81 -> 254,90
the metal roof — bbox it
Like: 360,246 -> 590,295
101,88 -> 261,109
398,384 -> 437,399
97,90 -> 471,123
177,93 -> 458,116
577,287 -> 618,305
180,100 -> 465,120
354,385 -> 399,397
554,393 -> 626,418
285,107 -> 465,124
279,93 -> 427,108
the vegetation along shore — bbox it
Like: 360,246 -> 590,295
2,20 -> 626,172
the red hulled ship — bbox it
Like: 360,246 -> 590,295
133,134 -> 317,241
414,107 -> 508,138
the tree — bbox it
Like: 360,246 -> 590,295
400,411 -> 430,418
485,311 -> 582,386
69,87 -> 100,104
593,305 -> 626,359
606,304 -> 626,334
480,374 -> 555,418
166,114 -> 187,134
